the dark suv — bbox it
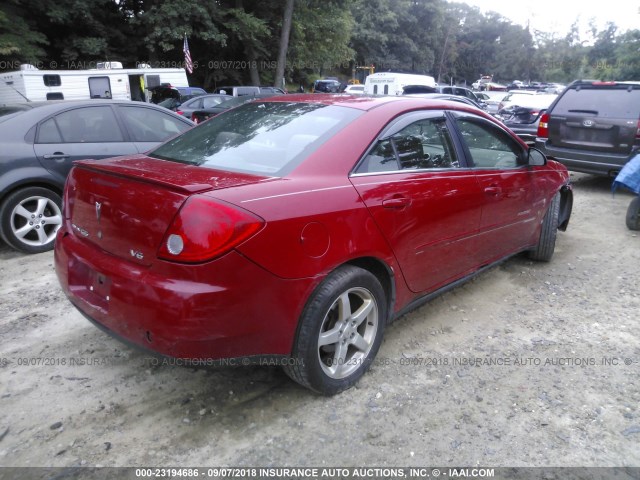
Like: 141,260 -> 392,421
535,80 -> 640,176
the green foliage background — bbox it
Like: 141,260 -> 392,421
0,0 -> 638,89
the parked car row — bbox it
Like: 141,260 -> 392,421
154,85 -> 287,115
2,78 -> 635,256
190,92 -> 283,123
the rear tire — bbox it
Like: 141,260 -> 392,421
627,197 -> 640,231
0,187 -> 62,254
528,192 -> 560,262
284,265 -> 387,395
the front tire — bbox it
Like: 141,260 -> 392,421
528,191 -> 560,262
626,197 -> 640,231
284,265 -> 387,395
0,187 -> 62,254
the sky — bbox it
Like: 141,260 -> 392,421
454,0 -> 639,37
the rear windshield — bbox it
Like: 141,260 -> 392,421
553,86 -> 640,118
149,101 -> 363,176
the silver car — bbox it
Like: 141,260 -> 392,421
0,100 -> 193,253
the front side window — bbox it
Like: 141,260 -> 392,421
118,106 -> 191,142
356,117 -> 458,174
454,116 -> 523,168
150,102 -> 362,176
37,106 -> 124,143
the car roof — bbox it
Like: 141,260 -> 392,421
0,99 -> 192,127
185,93 -> 228,101
260,93 -> 487,115
568,79 -> 640,89
177,86 -> 206,92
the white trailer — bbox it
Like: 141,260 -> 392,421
364,72 -> 436,96
0,64 -> 189,104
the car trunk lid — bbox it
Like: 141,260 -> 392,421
65,156 -> 269,265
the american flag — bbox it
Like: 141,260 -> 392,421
183,35 -> 193,74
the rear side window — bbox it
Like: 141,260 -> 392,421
37,106 -> 124,143
356,117 -> 458,174
118,106 -> 191,142
202,96 -> 225,108
553,87 -> 640,118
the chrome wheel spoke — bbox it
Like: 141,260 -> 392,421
14,223 -> 35,239
318,325 -> 341,347
328,342 -> 349,377
43,213 -> 62,226
350,298 -> 374,328
36,226 -> 49,244
337,292 -> 352,322
14,205 -> 33,220
351,332 -> 370,352
35,198 -> 49,217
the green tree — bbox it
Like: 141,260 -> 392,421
0,2 -> 47,63
612,29 -> 640,80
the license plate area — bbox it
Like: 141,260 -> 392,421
68,259 -> 111,313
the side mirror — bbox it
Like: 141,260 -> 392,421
528,147 -> 547,166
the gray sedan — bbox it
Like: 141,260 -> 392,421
0,100 -> 193,253
173,94 -> 230,120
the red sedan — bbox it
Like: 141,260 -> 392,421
54,94 -> 572,395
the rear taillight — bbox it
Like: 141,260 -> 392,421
158,196 -> 264,263
176,110 -> 184,116
191,113 -> 199,124
537,112 -> 550,138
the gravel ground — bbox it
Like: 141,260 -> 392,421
0,172 -> 639,471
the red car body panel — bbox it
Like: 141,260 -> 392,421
54,95 -> 571,362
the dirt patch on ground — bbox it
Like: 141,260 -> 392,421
0,173 -> 639,469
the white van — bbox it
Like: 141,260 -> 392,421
364,72 -> 436,96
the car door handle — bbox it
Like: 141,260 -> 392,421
484,186 -> 501,196
43,153 -> 70,159
382,197 -> 411,209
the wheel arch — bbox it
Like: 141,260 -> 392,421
343,256 -> 396,324
0,171 -> 64,207
558,183 -> 573,231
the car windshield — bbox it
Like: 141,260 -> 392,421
150,101 -> 362,176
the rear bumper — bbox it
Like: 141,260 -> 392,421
535,139 -> 629,176
54,227 -> 315,360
